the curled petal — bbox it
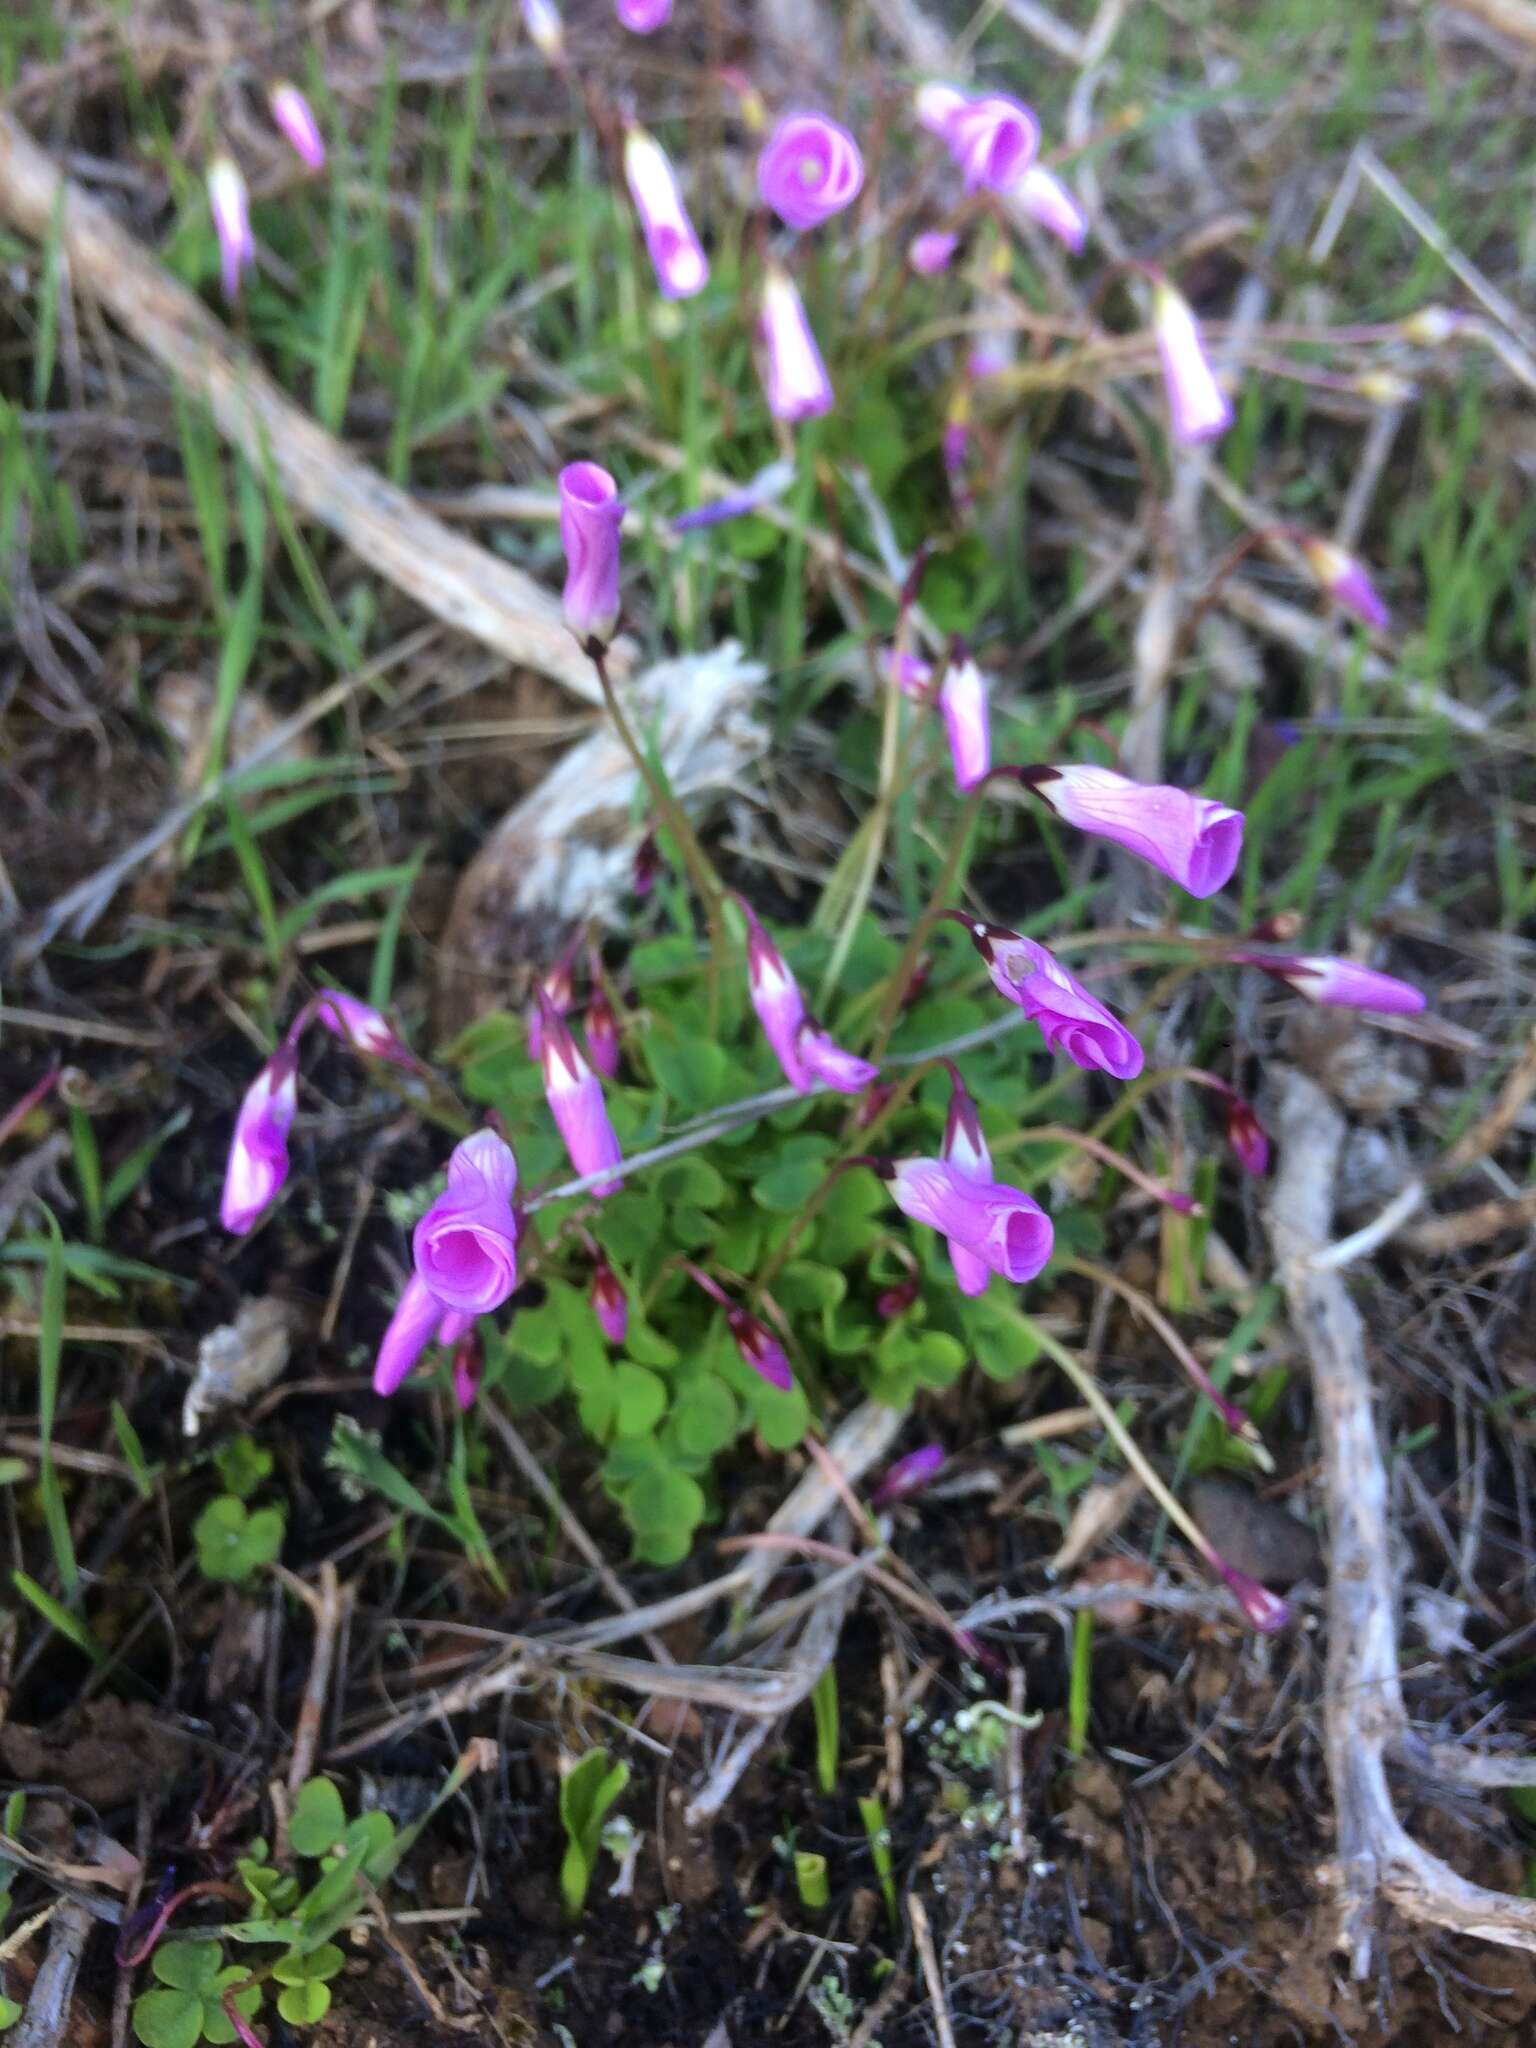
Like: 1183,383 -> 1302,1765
207,156 -> 255,302
220,1046 -> 297,1235
584,987 -> 621,1078
1152,279 -> 1233,445
759,267 -> 833,423
728,1308 -> 793,1391
558,461 -> 623,647
914,81 -> 968,138
945,93 -> 1039,193
303,989 -> 415,1067
1030,764 -> 1242,898
888,1158 -> 1054,1284
521,0 -> 564,61
616,0 -> 671,28
624,127 -> 709,300
413,1129 -> 520,1314
971,924 -> 1143,1079
757,112 -> 864,231
1211,1556 -> 1290,1633
592,1259 -> 629,1345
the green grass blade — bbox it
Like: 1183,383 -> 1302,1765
34,1207 -> 78,1596
12,1571 -> 104,1663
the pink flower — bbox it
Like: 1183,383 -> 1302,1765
207,157 -> 255,302
739,897 -> 808,1087
374,1273 -> 453,1397
872,1444 -> 945,1507
965,920 -> 1144,1078
1151,279 -> 1233,445
737,899 -> 874,1095
537,992 -> 624,1193
1211,1555 -> 1289,1633
757,112 -> 863,231
1222,1091 -> 1270,1176
527,946 -> 578,1062
1025,764 -> 1243,898
220,1045 -> 298,1234
413,1129 -> 520,1314
300,989 -> 415,1068
1013,164 -> 1086,251
592,1257 -> 628,1344
914,82 -> 968,139
672,458 -> 795,532
1237,953 -> 1427,1015
940,1075 -> 994,1296
1297,537 -> 1389,630
876,1279 -> 918,1319
909,230 -> 959,275
521,0 -> 564,61
583,986 -> 621,1078
797,1026 -> 879,1095
937,653 -> 990,792
891,650 -> 935,697
689,1266 -> 793,1391
944,93 -> 1040,194
268,83 -> 325,170
624,127 -> 709,300
632,829 -> 661,898
616,0 -> 671,29
558,461 -> 623,648
759,267 -> 833,423
884,1158 -> 1054,1284
451,1331 -> 483,1412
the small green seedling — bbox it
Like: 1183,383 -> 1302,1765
193,1496 -> 285,1583
794,1849 -> 829,1914
271,1943 -> 345,2025
811,1665 -> 839,1796
558,1749 -> 630,1920
0,1791 -> 22,2031
131,1940 -> 260,2048
857,1795 -> 897,1931
213,1436 -> 274,1502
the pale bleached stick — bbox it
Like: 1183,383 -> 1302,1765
1266,1066 -> 1536,1970
0,111 -> 624,707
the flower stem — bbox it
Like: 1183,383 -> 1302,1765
863,783 -> 989,1064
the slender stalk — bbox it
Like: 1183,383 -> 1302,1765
590,644 -> 727,1029
862,783 -> 988,1064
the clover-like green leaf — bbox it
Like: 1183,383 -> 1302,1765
192,1497 -> 284,1584
131,1987 -> 202,2048
288,1777 -> 347,1858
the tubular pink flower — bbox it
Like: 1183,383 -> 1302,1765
1151,279 -> 1233,445
1210,1554 -> 1290,1633
220,1045 -> 298,1234
796,1025 -> 879,1096
738,897 -> 809,1088
891,651 -> 935,697
207,156 -> 255,302
1237,953 -> 1426,1015
1026,764 -> 1243,898
268,83 -> 325,169
584,984 -> 621,1079
413,1129 -> 520,1314
1223,1092 -> 1270,1177
557,461 -> 623,647
616,0 -> 671,28
885,1159 -> 1053,1285
872,1444 -> 945,1507
909,230 -> 959,275
521,0 -> 564,61
592,1257 -> 628,1344
624,127 -> 709,300
537,992 -> 624,1194
966,921 -> 1144,1079
1297,537 -> 1389,630
451,1331 -> 483,1412
759,267 -> 833,423
944,93 -> 1039,194
301,989 -> 415,1068
374,1273 -> 451,1397
940,1075 -> 994,1296
757,112 -> 864,231
527,946 -> 578,1062
1013,164 -> 1086,251
938,655 -> 990,792
728,1307 -> 793,1392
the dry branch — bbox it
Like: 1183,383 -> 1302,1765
1266,1067 -> 1536,1971
0,111 -> 621,706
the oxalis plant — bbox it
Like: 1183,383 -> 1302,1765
208,67 -> 1429,1629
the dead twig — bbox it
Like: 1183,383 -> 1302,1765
907,1894 -> 958,2048
1266,1066 -> 1536,1970
12,1897 -> 93,2048
276,1562 -> 349,1799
